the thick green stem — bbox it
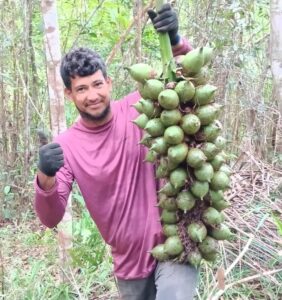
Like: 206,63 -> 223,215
156,0 -> 176,82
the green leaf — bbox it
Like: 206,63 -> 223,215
4,185 -> 11,195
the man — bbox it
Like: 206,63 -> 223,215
35,4 -> 197,300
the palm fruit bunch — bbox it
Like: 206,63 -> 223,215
127,46 -> 233,268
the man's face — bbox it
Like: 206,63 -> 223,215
65,70 -> 112,125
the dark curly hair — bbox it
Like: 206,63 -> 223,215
60,47 -> 107,89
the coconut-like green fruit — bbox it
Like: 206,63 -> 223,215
195,104 -> 222,126
198,236 -> 218,254
143,79 -> 164,100
132,113 -> 149,129
151,137 -> 168,155
164,236 -> 184,256
158,89 -> 180,110
163,224 -> 178,237
156,164 -> 169,179
210,224 -> 233,240
194,162 -> 214,182
190,181 -> 209,199
174,80 -> 195,103
191,67 -> 210,86
210,153 -> 226,170
202,47 -> 213,65
180,114 -> 201,135
202,251 -> 218,263
126,63 -> 157,83
160,209 -> 178,224
186,148 -> 207,168
198,120 -> 222,142
151,244 -> 169,261
202,207 -> 224,225
145,118 -> 165,137
158,197 -> 178,211
209,189 -> 225,203
213,136 -> 227,150
139,132 -> 153,148
200,142 -> 219,160
159,182 -> 179,197
193,84 -> 217,106
164,126 -> 184,145
138,83 -> 151,99
187,248 -> 202,267
210,171 -> 230,190
187,222 -> 207,242
212,199 -> 230,211
181,47 -> 204,75
176,190 -> 196,213
167,143 -> 189,164
170,168 -> 188,189
160,109 -> 182,127
144,149 -> 158,163
219,164 -> 232,176
132,101 -> 143,113
139,99 -> 154,117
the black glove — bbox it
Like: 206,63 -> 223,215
147,3 -> 180,46
38,143 -> 64,177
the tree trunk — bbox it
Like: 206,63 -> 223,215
134,0 -> 142,63
270,0 -> 282,156
41,0 -> 73,281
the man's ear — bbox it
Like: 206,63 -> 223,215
64,88 -> 73,101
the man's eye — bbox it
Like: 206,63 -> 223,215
77,87 -> 85,92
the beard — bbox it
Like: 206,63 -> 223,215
76,103 -> 111,122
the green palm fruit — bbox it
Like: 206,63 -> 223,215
210,171 -> 231,190
174,80 -> 195,103
158,89 -> 180,110
198,120 -> 222,142
202,207 -> 224,225
190,181 -> 209,199
213,136 -> 227,150
209,189 -> 225,203
159,182 -> 180,197
193,84 -> 217,106
219,164 -> 233,176
139,132 -> 153,148
212,199 -> 230,211
126,63 -> 157,83
145,118 -> 165,137
194,162 -> 214,182
210,153 -> 226,170
150,244 -> 169,261
139,99 -> 155,117
191,67 -> 210,86
170,168 -> 188,189
167,157 -> 180,171
143,79 -> 164,100
202,251 -> 218,263
132,113 -> 149,129
200,142 -> 219,160
187,248 -> 202,267
164,126 -> 184,145
158,197 -> 178,211
164,236 -> 184,256
198,236 -> 218,254
181,47 -> 204,75
144,149 -> 158,163
156,164 -> 169,179
195,104 -> 222,126
202,47 -> 213,65
167,143 -> 189,164
180,114 -> 201,135
138,83 -> 151,99
131,101 -> 143,113
160,209 -> 178,224
150,137 -> 168,155
176,190 -> 196,213
187,222 -> 207,242
210,224 -> 233,241
160,109 -> 182,127
186,148 -> 207,168
163,224 -> 178,237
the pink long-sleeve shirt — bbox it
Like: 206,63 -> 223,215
35,39 -> 192,280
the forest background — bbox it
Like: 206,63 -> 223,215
0,0 -> 281,299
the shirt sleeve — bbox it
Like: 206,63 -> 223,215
172,36 -> 193,56
34,159 -> 74,228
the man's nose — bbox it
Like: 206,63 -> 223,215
87,87 -> 99,100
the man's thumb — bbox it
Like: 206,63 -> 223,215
147,9 -> 157,22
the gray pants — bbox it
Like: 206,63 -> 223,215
116,262 -> 198,300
